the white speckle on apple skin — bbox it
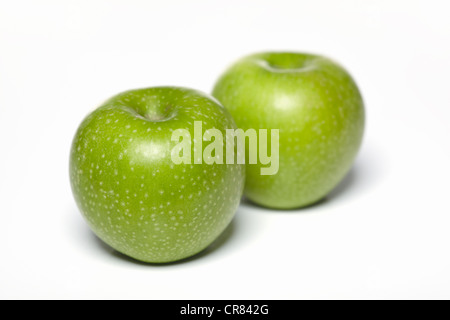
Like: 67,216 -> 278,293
70,87 -> 245,263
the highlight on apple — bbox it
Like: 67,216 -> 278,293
171,121 -> 279,176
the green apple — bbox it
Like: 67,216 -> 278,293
212,52 -> 365,209
70,87 -> 245,263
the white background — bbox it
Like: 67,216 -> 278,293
1,0 -> 449,300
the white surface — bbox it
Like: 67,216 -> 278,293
1,0 -> 450,300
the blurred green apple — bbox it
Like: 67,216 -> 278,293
212,52 -> 365,209
70,87 -> 245,263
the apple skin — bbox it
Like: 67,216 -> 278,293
212,52 -> 365,209
70,87 -> 245,263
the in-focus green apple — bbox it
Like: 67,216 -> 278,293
70,87 -> 245,263
212,52 -> 365,209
